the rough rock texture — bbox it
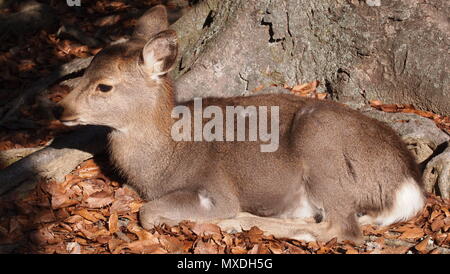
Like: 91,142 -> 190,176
171,0 -> 449,116
423,143 -> 450,199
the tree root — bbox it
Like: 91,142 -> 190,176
0,126 -> 109,199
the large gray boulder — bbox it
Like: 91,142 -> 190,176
172,0 -> 450,116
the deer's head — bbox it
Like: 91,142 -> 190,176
56,5 -> 178,131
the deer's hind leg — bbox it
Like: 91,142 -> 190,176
211,212 -> 334,242
139,188 -> 240,230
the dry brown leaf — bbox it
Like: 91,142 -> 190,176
430,248 -> 442,254
74,221 -> 110,240
83,191 -> 114,208
128,201 -> 143,213
194,239 -> 220,254
246,226 -> 264,244
380,104 -> 399,112
345,246 -> 359,254
429,210 -> 441,222
433,232 -> 448,246
110,187 -> 141,214
443,207 -> 450,218
108,237 -> 124,254
268,241 -> 283,254
73,209 -> 101,222
109,212 -> 119,234
222,233 -> 234,246
431,217 -> 445,232
77,163 -> 100,178
159,235 -> 185,253
415,237 -> 430,253
381,246 -> 411,254
127,222 -> 158,243
30,226 -> 58,245
47,181 -> 79,209
398,227 -> 424,240
291,80 -> 319,96
33,209 -> 56,224
230,246 -> 247,254
248,244 -> 260,254
316,246 -> 331,254
78,180 -> 105,196
120,240 -> 167,254
325,237 -> 338,248
191,223 -> 222,237
94,15 -> 122,27
64,215 -> 84,224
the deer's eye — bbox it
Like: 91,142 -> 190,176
96,84 -> 113,93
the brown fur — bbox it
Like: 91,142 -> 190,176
57,5 -> 424,244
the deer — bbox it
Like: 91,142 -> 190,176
56,5 -> 425,244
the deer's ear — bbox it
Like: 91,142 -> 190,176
141,30 -> 178,77
133,5 -> 169,40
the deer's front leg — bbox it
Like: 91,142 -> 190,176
139,189 -> 240,229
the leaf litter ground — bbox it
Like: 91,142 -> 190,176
1,0 -> 449,254
0,155 -> 449,254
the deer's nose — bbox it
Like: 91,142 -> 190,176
52,105 -> 64,120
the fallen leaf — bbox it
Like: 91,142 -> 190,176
127,222 -> 158,243
194,239 -> 220,254
191,223 -> 222,237
159,235 -> 185,253
291,80 -> 319,96
431,217 -> 445,232
73,209 -> 101,222
83,191 -> 114,208
398,227 -> 424,240
109,212 -> 119,234
230,246 -> 247,254
415,237 -> 430,253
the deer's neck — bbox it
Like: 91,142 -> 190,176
107,79 -> 179,198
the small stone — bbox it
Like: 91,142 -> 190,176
366,0 -> 381,7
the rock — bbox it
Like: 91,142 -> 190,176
365,0 -> 381,7
0,147 -> 44,169
171,0 -> 450,116
423,143 -> 450,199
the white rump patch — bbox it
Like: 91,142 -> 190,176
198,193 -> 214,211
373,178 -> 425,226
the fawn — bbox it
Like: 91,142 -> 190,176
57,5 -> 425,244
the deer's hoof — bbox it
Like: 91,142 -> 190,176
139,204 -> 178,229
